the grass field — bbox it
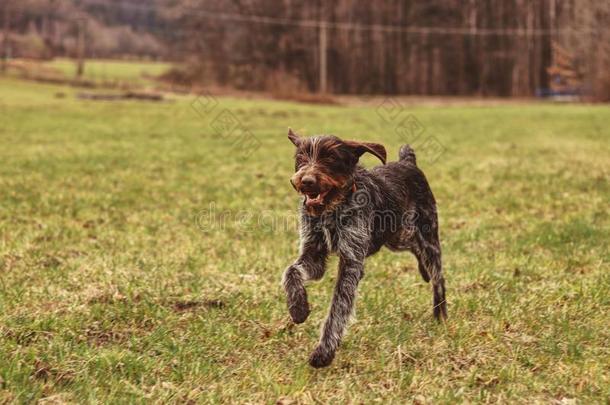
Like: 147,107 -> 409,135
8,58 -> 171,88
0,76 -> 609,403
45,58 -> 172,85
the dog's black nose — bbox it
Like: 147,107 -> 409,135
301,175 -> 316,187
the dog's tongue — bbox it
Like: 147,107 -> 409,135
305,192 -> 326,207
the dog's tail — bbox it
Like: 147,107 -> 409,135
398,145 -> 417,165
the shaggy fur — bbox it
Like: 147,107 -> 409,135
282,129 -> 446,368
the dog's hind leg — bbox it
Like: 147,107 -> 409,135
412,210 -> 447,321
430,262 -> 447,321
416,258 -> 431,282
413,235 -> 446,320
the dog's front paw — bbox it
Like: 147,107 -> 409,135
288,291 -> 310,324
308,345 -> 335,368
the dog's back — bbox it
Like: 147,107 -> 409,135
366,146 -> 439,258
369,145 -> 436,212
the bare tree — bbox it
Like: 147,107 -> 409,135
2,0 -> 10,73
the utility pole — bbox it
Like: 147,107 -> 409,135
319,21 -> 328,94
76,18 -> 85,78
2,1 -> 10,73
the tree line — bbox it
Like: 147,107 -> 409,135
165,0 -> 609,99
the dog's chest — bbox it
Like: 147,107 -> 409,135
320,224 -> 337,253
316,213 -> 368,254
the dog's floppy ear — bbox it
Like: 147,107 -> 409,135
287,128 -> 301,146
344,140 -> 387,164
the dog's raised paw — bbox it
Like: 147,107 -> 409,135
288,298 -> 310,324
308,346 -> 335,368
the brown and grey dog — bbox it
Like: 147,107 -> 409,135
282,129 -> 446,368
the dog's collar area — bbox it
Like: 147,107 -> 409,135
340,179 -> 356,197
346,178 -> 357,194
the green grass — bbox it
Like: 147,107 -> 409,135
0,76 -> 609,403
13,58 -> 172,87
47,58 -> 171,84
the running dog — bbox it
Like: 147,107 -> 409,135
282,129 -> 446,368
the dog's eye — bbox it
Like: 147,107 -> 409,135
318,149 -> 338,161
318,156 -> 335,165
295,154 -> 308,168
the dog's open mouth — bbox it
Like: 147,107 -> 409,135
303,190 -> 330,207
